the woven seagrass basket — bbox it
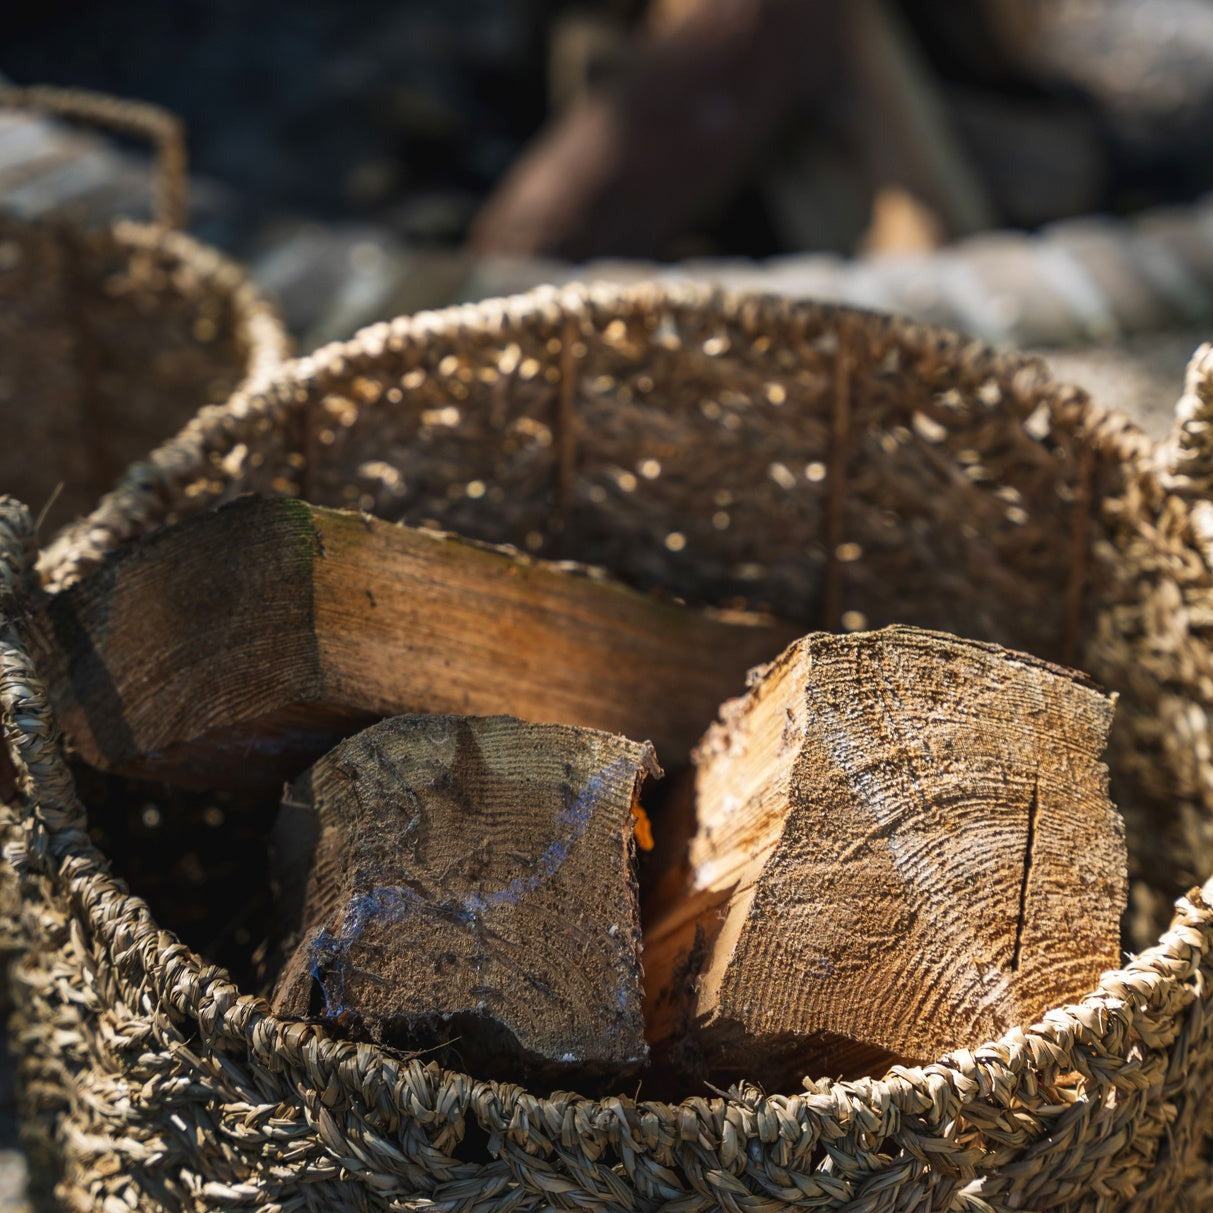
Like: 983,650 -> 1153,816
0,85 -> 289,536
3,283 -> 1213,1211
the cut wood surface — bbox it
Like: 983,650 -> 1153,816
32,495 -> 794,793
271,714 -> 658,1080
644,625 -> 1127,1088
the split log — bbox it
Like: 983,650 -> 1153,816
271,714 -> 658,1081
644,626 -> 1126,1088
32,496 -> 794,794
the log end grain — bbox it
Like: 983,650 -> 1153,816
272,713 -> 661,1083
645,626 -> 1127,1089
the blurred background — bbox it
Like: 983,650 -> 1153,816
5,0 -> 1213,433
8,0 -> 1213,254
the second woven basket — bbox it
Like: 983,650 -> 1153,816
0,85 -> 289,536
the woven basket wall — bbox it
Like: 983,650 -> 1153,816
0,86 -> 289,536
3,283 -> 1213,1212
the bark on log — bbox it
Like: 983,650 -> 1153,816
271,714 -> 658,1081
32,496 -> 793,794
644,626 -> 1126,1088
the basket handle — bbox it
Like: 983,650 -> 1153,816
1161,342 -> 1213,494
0,498 -> 92,874
0,84 -> 187,230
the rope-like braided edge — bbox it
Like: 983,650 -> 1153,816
37,281 -> 1153,591
0,84 -> 188,230
1160,342 -> 1213,495
6,285 -> 1209,1200
111,220 -> 291,385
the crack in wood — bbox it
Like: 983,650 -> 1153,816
1011,771 -> 1039,973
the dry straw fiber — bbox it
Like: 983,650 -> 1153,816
3,283 -> 1213,1211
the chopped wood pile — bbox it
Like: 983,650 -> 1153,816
34,498 -> 1130,1091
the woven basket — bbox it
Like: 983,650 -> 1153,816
0,85 -> 289,537
3,284 -> 1213,1212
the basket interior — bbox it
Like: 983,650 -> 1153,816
190,298 -> 1096,651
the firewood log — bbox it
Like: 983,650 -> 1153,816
644,626 -> 1126,1088
32,496 -> 793,794
271,714 -> 658,1081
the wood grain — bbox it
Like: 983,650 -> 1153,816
32,496 -> 794,793
271,714 -> 658,1081
644,625 -> 1127,1088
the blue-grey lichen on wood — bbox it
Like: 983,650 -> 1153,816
271,713 -> 659,1082
643,625 -> 1127,1089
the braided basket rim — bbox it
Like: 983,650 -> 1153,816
2,210 -> 291,411
97,217 -> 290,390
6,282 -> 1212,1179
42,281 -> 1154,585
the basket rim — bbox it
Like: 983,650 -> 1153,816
6,282 -> 1209,1177
104,217 -> 290,390
40,279 -> 1154,587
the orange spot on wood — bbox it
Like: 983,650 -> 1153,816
632,801 -> 654,851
